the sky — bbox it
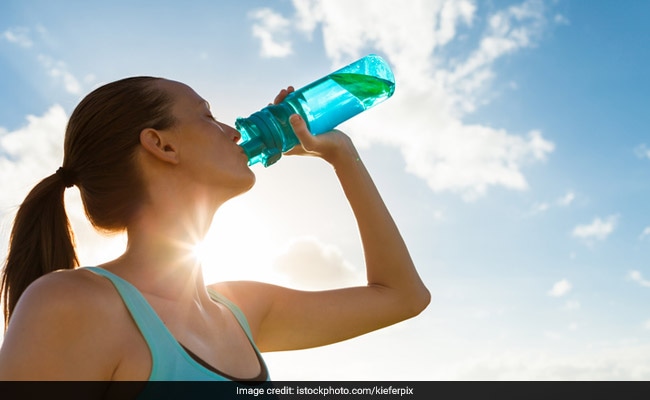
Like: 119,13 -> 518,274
1,0 -> 650,380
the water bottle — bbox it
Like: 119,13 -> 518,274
236,54 -> 395,167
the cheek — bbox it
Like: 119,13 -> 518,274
201,133 -> 228,161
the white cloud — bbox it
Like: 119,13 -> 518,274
635,144 -> 650,160
530,202 -> 550,215
557,191 -> 575,206
263,0 -> 556,200
446,345 -> 650,380
548,279 -> 571,297
2,27 -> 33,48
37,55 -> 83,95
529,190 -> 574,215
439,0 -> 547,113
0,106 -> 67,206
572,215 -> 618,242
640,227 -> 650,241
628,270 -> 650,288
432,209 -> 445,221
3,25 -> 86,95
272,236 -> 363,290
249,8 -> 293,58
563,300 -> 581,311
553,14 -> 570,26
544,330 -> 562,340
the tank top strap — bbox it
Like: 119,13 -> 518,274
83,266 -> 177,377
206,287 -> 269,380
206,288 -> 254,341
82,266 -> 269,382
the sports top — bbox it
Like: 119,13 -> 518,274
84,266 -> 269,382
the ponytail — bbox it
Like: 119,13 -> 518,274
1,172 -> 78,326
2,76 -> 175,327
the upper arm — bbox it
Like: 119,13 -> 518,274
210,281 -> 427,353
0,270 -> 122,380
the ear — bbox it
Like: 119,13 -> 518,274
139,128 -> 179,165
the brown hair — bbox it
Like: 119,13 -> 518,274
1,77 -> 176,325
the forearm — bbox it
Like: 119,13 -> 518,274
328,144 -> 430,311
285,112 -> 429,313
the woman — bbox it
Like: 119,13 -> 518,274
0,77 -> 430,384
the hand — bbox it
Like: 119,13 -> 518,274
270,87 -> 359,165
284,114 -> 356,163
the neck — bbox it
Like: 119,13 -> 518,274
105,196 -> 221,302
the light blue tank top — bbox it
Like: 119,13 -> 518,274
84,266 -> 269,382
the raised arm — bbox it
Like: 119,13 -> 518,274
213,108 -> 430,352
288,113 -> 430,314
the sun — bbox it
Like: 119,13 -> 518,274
191,199 -> 284,285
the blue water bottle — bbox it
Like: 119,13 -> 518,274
236,54 -> 395,167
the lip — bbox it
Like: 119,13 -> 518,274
238,146 -> 249,161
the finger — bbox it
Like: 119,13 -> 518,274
289,114 -> 314,148
273,89 -> 287,105
273,86 -> 295,105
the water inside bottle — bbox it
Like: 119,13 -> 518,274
293,72 -> 395,134
329,73 -> 395,108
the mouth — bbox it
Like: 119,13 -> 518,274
238,146 -> 250,163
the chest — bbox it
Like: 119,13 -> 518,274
112,299 -> 263,380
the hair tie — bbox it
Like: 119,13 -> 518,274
56,167 -> 77,188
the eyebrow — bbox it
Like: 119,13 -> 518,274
199,99 -> 210,110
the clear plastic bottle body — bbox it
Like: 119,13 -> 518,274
237,54 -> 395,167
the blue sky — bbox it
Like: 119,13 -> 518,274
2,0 -> 650,380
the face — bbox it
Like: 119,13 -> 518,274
158,79 -> 255,200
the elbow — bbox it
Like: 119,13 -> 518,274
407,285 -> 431,317
390,283 -> 430,321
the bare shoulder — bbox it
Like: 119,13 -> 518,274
209,279 -> 273,298
0,268 -> 129,379
12,268 -> 121,324
30,266 -> 108,295
208,280 -> 270,311
208,280 -> 278,334
208,280 -> 281,309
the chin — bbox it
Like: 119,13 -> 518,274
242,173 -> 256,192
232,170 -> 256,197
244,167 -> 256,186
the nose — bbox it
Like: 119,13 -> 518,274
220,122 -> 242,142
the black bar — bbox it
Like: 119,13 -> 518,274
0,381 -> 647,400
